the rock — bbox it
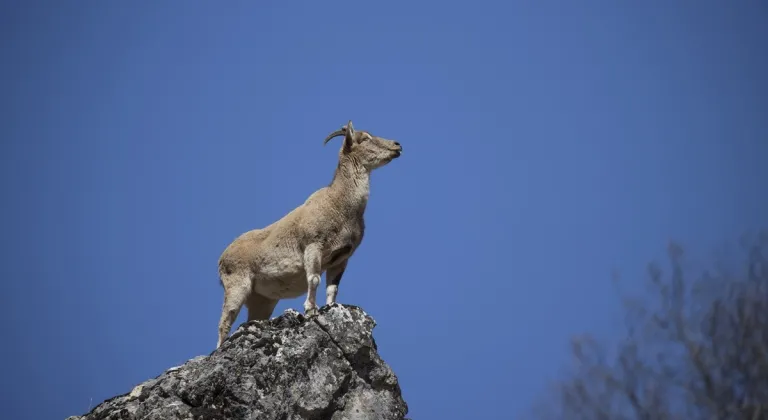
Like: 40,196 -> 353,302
65,304 -> 408,420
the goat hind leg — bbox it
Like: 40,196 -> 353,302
217,274 -> 251,349
246,292 -> 278,321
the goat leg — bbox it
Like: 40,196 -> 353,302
325,260 -> 347,306
302,244 -> 322,317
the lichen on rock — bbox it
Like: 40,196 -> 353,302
66,304 -> 408,420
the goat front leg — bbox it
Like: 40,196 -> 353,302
325,260 -> 347,306
302,244 -> 322,317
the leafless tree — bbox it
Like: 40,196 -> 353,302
531,229 -> 768,420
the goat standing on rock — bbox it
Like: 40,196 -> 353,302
215,121 -> 402,349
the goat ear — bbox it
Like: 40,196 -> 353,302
323,120 -> 354,148
342,120 -> 355,153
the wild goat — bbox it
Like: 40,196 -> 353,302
215,120 -> 402,348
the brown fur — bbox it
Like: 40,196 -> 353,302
215,121 -> 402,348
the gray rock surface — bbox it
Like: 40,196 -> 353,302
66,304 -> 409,420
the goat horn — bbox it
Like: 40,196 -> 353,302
323,127 -> 347,145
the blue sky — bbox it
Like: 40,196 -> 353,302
1,1 -> 766,419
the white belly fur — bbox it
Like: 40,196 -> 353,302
254,273 -> 307,300
251,242 -> 356,300
253,255 -> 307,299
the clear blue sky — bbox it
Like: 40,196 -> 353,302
1,1 -> 766,419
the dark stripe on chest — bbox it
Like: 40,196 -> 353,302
327,245 -> 352,267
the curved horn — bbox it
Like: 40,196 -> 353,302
323,128 -> 346,145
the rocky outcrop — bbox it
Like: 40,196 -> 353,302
66,304 -> 409,420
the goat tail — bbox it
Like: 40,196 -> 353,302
217,259 -> 226,288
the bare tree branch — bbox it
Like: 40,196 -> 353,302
530,229 -> 768,420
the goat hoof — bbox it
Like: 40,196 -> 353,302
304,306 -> 319,318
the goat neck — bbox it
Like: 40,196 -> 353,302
329,155 -> 370,212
